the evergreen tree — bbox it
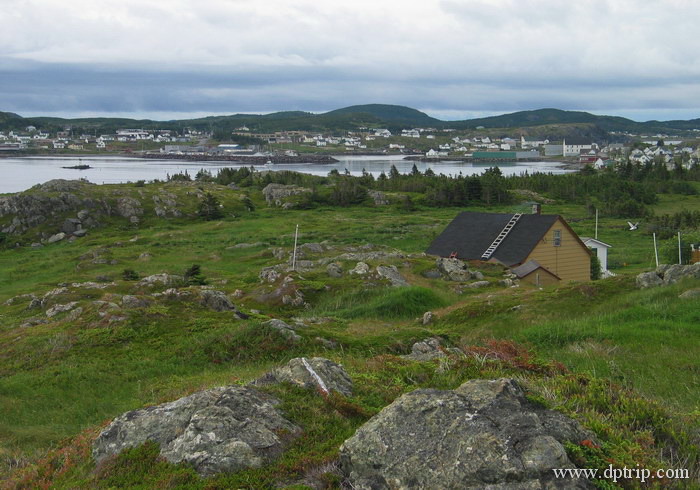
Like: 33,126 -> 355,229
197,192 -> 224,220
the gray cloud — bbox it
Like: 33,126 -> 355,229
1,0 -> 699,120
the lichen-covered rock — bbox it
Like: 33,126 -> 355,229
349,262 -> 370,275
376,265 -> 409,287
121,295 -> 152,309
199,289 -> 236,312
137,273 -> 183,287
636,271 -> 663,289
260,267 -> 282,283
47,232 -> 66,244
436,257 -> 481,282
402,337 -> 447,361
92,386 -> 301,477
368,190 -> 389,206
46,302 -> 79,317
340,378 -> 594,489
262,183 -> 312,207
679,288 -> 700,299
326,262 -> 343,278
116,197 -> 143,219
253,357 -> 352,396
262,319 -> 302,342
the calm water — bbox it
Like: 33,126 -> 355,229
0,155 -> 571,194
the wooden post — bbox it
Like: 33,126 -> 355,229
292,224 -> 299,271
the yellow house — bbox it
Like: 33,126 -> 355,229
426,210 -> 591,283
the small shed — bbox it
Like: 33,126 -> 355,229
511,260 -> 561,287
581,237 -> 612,277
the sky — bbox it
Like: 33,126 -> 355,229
1,0 -> 700,122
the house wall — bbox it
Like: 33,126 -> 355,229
526,218 -> 590,282
520,268 -> 560,287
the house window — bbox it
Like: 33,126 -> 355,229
553,230 -> 561,247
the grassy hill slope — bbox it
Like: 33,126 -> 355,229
0,181 -> 698,488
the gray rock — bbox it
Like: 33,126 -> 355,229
46,301 -> 79,317
282,289 -> 305,307
499,278 -> 514,287
61,218 -> 82,234
4,293 -> 36,306
421,269 -> 442,279
30,242 -> 43,247
661,263 -> 700,285
376,265 -> 409,287
466,280 -> 491,289
679,288 -> 700,299
137,273 -> 183,287
252,357 -> 353,397
138,252 -> 152,260
263,319 -> 302,342
92,385 -> 301,477
637,264 -> 700,289
121,295 -> 152,309
340,378 -> 595,489
368,190 -> 389,205
402,337 -> 446,361
77,209 -> 89,220
260,267 -> 282,283
262,183 -> 312,207
229,242 -> 265,249
326,262 -> 343,278
300,242 -> 324,254
436,257 -> 480,282
199,289 -> 236,312
47,232 -> 66,244
422,311 -> 434,325
116,197 -> 143,219
73,229 -> 87,237
349,262 -> 370,275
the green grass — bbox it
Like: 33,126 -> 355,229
0,180 -> 699,487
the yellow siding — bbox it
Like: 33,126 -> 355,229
520,268 -> 560,286
526,218 -> 590,282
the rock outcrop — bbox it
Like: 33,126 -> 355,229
262,183 -> 312,207
636,264 -> 700,288
376,265 -> 409,287
252,357 -> 353,396
436,257 -> 483,282
340,378 -> 594,489
93,386 -> 301,477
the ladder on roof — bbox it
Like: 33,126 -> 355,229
480,213 -> 522,260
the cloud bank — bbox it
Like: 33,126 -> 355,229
1,0 -> 699,120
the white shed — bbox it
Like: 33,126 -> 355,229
581,237 -> 613,277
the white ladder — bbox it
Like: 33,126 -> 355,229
481,213 -> 522,260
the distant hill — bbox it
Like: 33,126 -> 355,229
324,104 -> 441,127
1,105 -> 699,137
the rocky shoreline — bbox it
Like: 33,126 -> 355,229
141,152 -> 339,164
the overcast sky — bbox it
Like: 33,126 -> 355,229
1,0 -> 699,121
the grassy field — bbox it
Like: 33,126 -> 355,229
0,180 -> 698,488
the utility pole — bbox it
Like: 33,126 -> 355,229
653,233 -> 659,267
595,208 -> 598,239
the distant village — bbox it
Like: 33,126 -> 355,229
1,123 -> 700,169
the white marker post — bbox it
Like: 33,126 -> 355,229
678,231 -> 682,265
292,224 -> 299,271
653,233 -> 659,268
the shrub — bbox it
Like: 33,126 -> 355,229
197,192 -> 224,220
122,269 -> 139,281
183,264 -> 207,285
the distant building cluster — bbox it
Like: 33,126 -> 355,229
0,126 -> 204,152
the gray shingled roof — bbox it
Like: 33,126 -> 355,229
426,212 -> 559,266
511,259 -> 560,279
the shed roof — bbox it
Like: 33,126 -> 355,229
511,259 -> 560,280
426,212 -> 559,266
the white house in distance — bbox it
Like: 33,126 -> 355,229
581,237 -> 613,277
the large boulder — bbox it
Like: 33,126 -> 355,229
252,357 -> 353,397
93,386 -> 301,477
436,257 -> 482,282
116,197 -> 143,219
340,378 -> 594,489
137,273 -> 183,287
199,289 -> 236,312
636,264 -> 700,288
376,265 -> 409,287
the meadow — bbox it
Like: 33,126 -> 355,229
0,179 -> 698,488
